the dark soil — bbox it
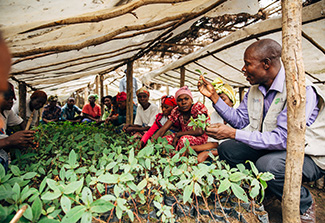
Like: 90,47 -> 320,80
265,184 -> 325,222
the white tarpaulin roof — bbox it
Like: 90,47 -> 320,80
1,0 -> 259,97
141,1 -> 325,92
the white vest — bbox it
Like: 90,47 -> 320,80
247,79 -> 325,170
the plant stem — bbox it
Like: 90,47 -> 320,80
216,191 -> 229,222
201,192 -> 217,223
172,194 -> 188,221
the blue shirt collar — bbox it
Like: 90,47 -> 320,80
258,66 -> 285,95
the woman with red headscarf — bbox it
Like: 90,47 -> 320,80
138,95 -> 178,149
153,86 -> 210,152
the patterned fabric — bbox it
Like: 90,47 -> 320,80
166,102 -> 209,150
136,86 -> 150,96
61,104 -> 82,120
82,103 -> 101,118
42,105 -> 61,120
175,86 -> 193,100
161,95 -> 177,107
212,77 -> 236,104
116,92 -> 127,101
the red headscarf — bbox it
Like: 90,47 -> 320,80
161,95 -> 177,107
116,92 -> 127,102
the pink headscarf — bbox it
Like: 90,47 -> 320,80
175,86 -> 193,100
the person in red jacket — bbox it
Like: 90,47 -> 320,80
138,95 -> 178,149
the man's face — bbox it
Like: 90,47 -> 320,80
137,93 -> 149,106
1,95 -> 14,110
49,101 -> 57,107
117,100 -> 126,110
31,97 -> 47,110
0,40 -> 11,104
67,99 -> 75,108
242,48 -> 268,86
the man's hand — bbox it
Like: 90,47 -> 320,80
206,123 -> 236,140
172,133 -> 180,148
7,130 -> 35,146
123,124 -> 131,132
197,75 -> 214,96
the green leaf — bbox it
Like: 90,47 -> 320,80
259,172 -> 274,181
183,183 -> 193,204
194,182 -> 202,196
90,199 -> 114,213
41,190 -> 61,200
39,177 -> 47,194
61,205 -> 86,223
218,179 -> 231,194
80,211 -> 92,223
246,160 -> 259,176
81,187 -> 93,206
12,183 -> 20,202
68,150 -> 77,167
116,205 -> 122,219
230,183 -> 248,203
98,173 -> 118,184
32,197 -> 42,222
61,195 -> 71,214
0,165 -> 5,183
249,179 -> 260,199
22,204 -> 33,221
119,173 -> 134,182
229,172 -> 246,182
23,172 -> 37,180
127,210 -> 134,222
64,179 -> 83,194
9,165 -> 20,176
46,179 -> 59,191
137,179 -> 147,191
101,194 -> 116,202
39,218 -> 60,223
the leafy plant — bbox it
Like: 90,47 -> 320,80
0,122 -> 273,223
188,114 -> 210,130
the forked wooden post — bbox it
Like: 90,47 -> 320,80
281,0 -> 306,221
126,61 -> 134,125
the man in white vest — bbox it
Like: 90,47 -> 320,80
198,39 -> 324,222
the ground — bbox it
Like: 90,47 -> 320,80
265,184 -> 325,222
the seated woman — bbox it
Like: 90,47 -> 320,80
123,87 -> 159,137
41,95 -> 61,124
81,94 -> 101,123
153,86 -> 209,152
101,95 -> 113,122
13,90 -> 47,128
138,95 -> 177,149
191,78 -> 236,163
106,92 -> 137,127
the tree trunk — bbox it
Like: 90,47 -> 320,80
281,0 -> 306,222
126,61 -> 134,125
100,74 -> 104,113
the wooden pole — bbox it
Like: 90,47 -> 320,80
84,86 -> 89,104
126,61 -> 134,125
100,74 -> 104,114
95,75 -> 99,95
105,85 -> 109,96
282,0 -> 305,222
166,85 -> 169,95
180,66 -> 185,87
18,83 -> 27,121
10,205 -> 27,223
